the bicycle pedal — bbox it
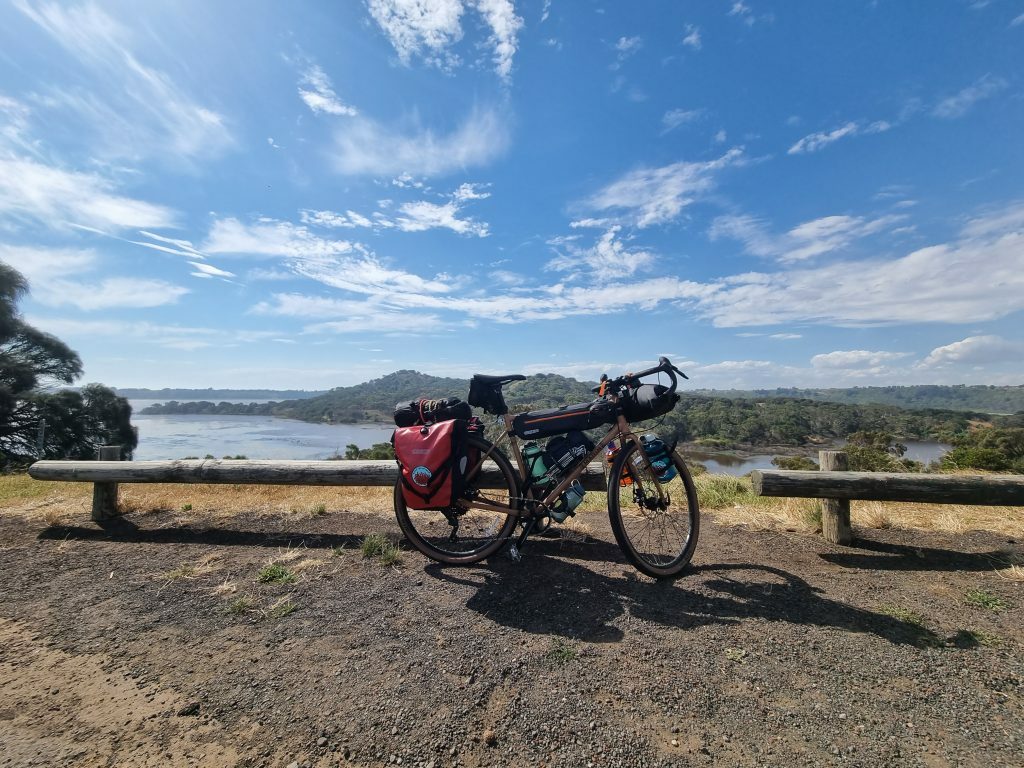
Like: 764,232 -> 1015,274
507,543 -> 522,562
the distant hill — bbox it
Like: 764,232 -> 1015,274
117,387 -> 325,400
136,370 -> 1012,449
691,385 -> 1024,414
140,371 -> 598,422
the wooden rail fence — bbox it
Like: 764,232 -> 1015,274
751,450 -> 1024,545
28,447 -> 1024,545
28,447 -> 607,522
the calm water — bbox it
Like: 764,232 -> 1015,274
129,400 -> 394,460
126,401 -> 952,470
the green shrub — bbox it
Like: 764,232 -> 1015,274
257,563 -> 296,584
771,455 -> 818,471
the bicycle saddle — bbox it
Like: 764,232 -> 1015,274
471,373 -> 526,385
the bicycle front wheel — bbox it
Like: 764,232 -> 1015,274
607,440 -> 700,579
394,434 -> 520,565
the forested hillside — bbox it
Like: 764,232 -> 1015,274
692,385 -> 1024,414
141,370 -> 1000,449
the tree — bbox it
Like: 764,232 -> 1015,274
0,263 -> 137,467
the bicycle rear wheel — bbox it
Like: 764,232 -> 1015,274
394,434 -> 520,565
607,440 -> 699,579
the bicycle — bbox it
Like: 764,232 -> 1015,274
393,357 -> 700,579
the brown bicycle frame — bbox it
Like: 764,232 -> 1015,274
455,410 -> 668,517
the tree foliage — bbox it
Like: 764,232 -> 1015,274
940,427 -> 1024,473
0,263 -> 137,467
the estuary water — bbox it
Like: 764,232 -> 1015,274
129,401 -> 395,461
128,401 -> 951,472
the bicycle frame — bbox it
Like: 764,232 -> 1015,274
455,412 -> 666,517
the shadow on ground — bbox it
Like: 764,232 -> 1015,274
820,536 -> 1016,573
39,519 -> 982,650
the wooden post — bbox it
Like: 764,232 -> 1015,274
91,445 -> 122,522
819,450 -> 851,545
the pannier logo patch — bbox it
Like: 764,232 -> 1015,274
411,466 -> 433,487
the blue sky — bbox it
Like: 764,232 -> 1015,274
1,0 -> 1022,390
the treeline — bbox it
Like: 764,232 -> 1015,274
694,384 -> 1024,414
116,387 -> 324,400
141,370 -> 1005,450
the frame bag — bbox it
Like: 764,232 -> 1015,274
392,419 -> 469,510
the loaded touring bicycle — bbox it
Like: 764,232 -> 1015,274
391,357 -> 699,579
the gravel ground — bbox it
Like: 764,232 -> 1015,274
0,506 -> 1021,768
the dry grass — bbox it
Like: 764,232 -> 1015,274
4,471 -> 1022,540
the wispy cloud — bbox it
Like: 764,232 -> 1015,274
0,244 -> 95,284
710,212 -> 905,262
728,1 -> 755,26
0,157 -> 176,230
787,122 -> 858,154
661,108 -> 703,134
36,277 -> 189,310
696,202 -> 1024,326
15,0 -> 231,163
546,226 -> 654,281
330,106 -> 510,176
585,148 -> 744,228
681,24 -> 702,50
932,74 -> 1007,119
301,183 -> 490,235
298,64 -> 358,116
811,350 -> 910,369
1012,12 -> 1024,27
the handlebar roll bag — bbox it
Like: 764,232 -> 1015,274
621,384 -> 679,422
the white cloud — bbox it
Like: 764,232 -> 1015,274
546,226 -> 654,281
300,209 -> 375,229
453,182 -> 491,201
395,200 -> 489,236
298,64 -> 358,116
367,0 -> 521,80
304,313 -> 448,335
932,75 -> 1007,119
787,121 -> 859,154
475,0 -> 524,81
615,35 -> 643,60
921,335 -> 1024,367
770,333 -> 801,340
586,148 -> 743,228
27,316 -> 284,350
710,212 -> 906,262
696,202 -> 1024,327
188,261 -> 236,278
714,129 -> 727,143
0,94 -> 37,155
0,244 -> 95,284
331,106 -> 510,176
661,108 -> 703,134
204,218 -> 359,260
367,0 -> 465,70
682,25 -> 701,50
810,350 -> 910,369
15,0 -> 231,163
0,157 -> 176,230
1012,12 -> 1024,26
36,277 -> 189,310
728,1 -> 755,25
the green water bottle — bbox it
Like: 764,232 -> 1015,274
522,442 -> 551,490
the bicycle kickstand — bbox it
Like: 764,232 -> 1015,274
507,516 -> 538,562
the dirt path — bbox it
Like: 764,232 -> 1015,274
0,507 -> 1021,768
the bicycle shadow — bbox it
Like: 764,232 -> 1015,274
425,543 -> 945,648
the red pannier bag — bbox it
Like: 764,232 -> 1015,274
392,419 -> 469,509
